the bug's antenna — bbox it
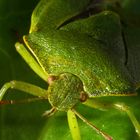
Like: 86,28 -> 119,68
0,97 -> 45,105
72,109 -> 113,140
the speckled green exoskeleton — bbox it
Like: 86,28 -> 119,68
0,0 -> 140,140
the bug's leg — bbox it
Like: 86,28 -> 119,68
72,109 -> 113,140
42,107 -> 57,117
67,109 -> 81,140
0,80 -> 47,101
114,102 -> 140,137
15,42 -> 48,82
0,97 -> 44,105
83,99 -> 140,137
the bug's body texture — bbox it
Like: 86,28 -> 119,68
48,73 -> 83,111
24,11 -> 135,96
0,0 -> 140,140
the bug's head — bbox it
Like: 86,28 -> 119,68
47,73 -> 88,112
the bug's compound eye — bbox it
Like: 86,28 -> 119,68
47,75 -> 58,85
80,91 -> 88,102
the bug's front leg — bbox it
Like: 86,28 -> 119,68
15,42 -> 48,82
83,98 -> 140,137
67,109 -> 113,140
67,109 -> 81,140
0,81 -> 47,101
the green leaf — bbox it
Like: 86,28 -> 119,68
0,0 -> 140,140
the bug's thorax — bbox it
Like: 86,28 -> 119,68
47,73 -> 88,111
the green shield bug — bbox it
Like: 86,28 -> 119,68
0,0 -> 140,140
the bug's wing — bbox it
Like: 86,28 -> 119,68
59,11 -> 136,95
60,11 -> 126,65
30,0 -> 91,32
124,27 -> 140,84
24,10 -> 135,96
